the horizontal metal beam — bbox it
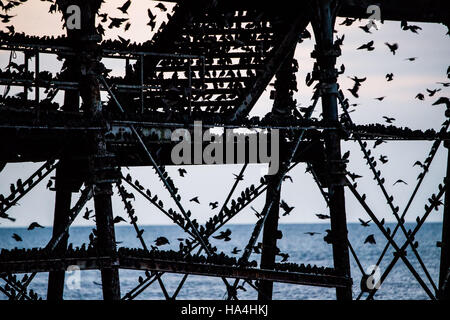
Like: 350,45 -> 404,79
0,256 -> 351,289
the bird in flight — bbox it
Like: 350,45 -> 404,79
426,88 -> 441,97
405,57 -> 418,62
189,196 -> 200,204
304,232 -> 320,236
280,200 -> 294,216
117,0 -> 131,14
379,155 -> 388,164
373,139 -> 386,148
357,40 -> 375,51
359,218 -> 371,227
213,229 -> 232,241
178,168 -> 187,177
27,222 -> 44,230
316,214 -> 330,220
113,216 -> 126,224
83,208 -> 94,220
155,237 -> 170,246
401,20 -> 422,33
364,234 -> 376,245
385,73 -> 394,82
348,172 -> 362,181
383,116 -> 395,123
12,233 -> 22,242
231,247 -> 241,254
384,42 -> 398,55
432,97 -> 450,108
394,179 -> 408,185
250,206 -> 262,219
415,93 -> 425,100
278,253 -> 289,262
374,96 -> 386,101
155,2 -> 167,12
209,201 -> 219,209
147,8 -> 157,31
413,161 -> 425,168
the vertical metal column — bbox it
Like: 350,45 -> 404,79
311,0 -> 352,300
258,45 -> 296,300
47,165 -> 72,300
258,174 -> 283,300
439,140 -> 450,300
78,1 -> 121,300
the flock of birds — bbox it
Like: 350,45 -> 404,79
0,1 -> 449,297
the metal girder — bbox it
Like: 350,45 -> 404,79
0,256 -> 351,289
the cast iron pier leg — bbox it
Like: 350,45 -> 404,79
258,45 -> 296,300
77,1 -> 121,300
47,165 -> 72,300
311,0 -> 352,300
258,174 -> 283,300
439,140 -> 450,300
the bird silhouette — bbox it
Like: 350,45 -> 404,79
364,234 -> 376,244
12,233 -> 22,242
155,237 -> 170,246
415,93 -> 425,100
383,116 -> 395,123
117,0 -> 131,14
189,196 -> 200,204
209,201 -> 219,209
113,216 -> 126,224
413,161 -> 425,168
394,179 -> 408,185
426,88 -> 441,97
278,253 -> 289,262
27,222 -> 44,230
316,214 -> 330,220
357,40 -> 375,51
250,206 -> 262,219
304,232 -> 320,236
379,155 -> 388,164
213,229 -> 232,241
401,21 -> 422,33
385,42 -> 398,55
359,218 -> 371,227
385,73 -> 394,82
83,208 -> 93,220
155,3 -> 167,12
280,200 -> 294,216
432,97 -> 450,108
178,168 -> 187,177
373,139 -> 386,148
231,247 -> 241,254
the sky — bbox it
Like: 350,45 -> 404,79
0,1 -> 449,229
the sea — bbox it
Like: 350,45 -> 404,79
0,223 -> 444,300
